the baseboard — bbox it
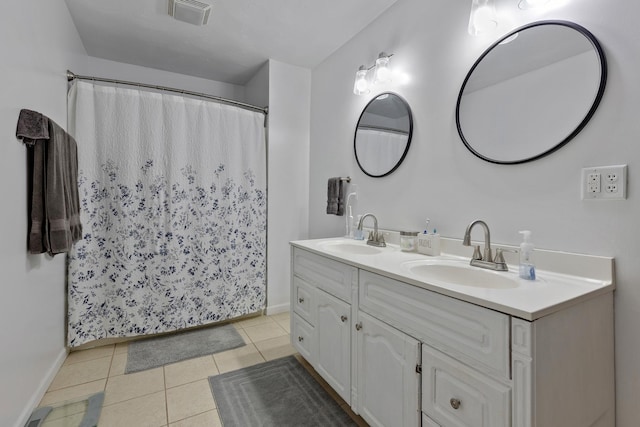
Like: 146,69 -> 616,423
15,347 -> 68,427
266,302 -> 290,315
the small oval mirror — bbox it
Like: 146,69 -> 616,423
456,21 -> 607,164
354,92 -> 413,177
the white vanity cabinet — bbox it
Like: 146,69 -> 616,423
290,247 -> 421,425
290,248 -> 357,404
290,244 -> 615,427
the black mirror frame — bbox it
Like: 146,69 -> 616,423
354,92 -> 414,177
455,20 -> 607,165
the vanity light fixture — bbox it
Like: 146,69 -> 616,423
353,66 -> 370,95
468,0 -> 498,36
374,52 -> 392,84
353,52 -> 393,95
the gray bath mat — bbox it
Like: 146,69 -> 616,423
126,323 -> 245,373
209,356 -> 357,427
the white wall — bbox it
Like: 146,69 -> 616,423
267,59 -> 311,313
84,56 -> 246,101
310,0 -> 640,425
244,61 -> 270,107
0,2 -> 87,427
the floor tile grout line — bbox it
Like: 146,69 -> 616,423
104,343 -> 117,379
102,388 -> 166,408
163,365 -> 170,426
62,345 -> 115,366
46,368 -> 111,394
169,408 -> 216,425
165,374 -> 217,391
46,382 -> 99,395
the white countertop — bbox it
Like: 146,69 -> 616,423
290,237 -> 615,321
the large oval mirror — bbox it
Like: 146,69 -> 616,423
355,92 -> 413,177
456,20 -> 607,164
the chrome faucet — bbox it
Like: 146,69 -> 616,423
462,219 -> 508,271
358,213 -> 386,247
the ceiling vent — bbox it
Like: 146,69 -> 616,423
168,0 -> 212,26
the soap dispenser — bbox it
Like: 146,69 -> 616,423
518,230 -> 536,280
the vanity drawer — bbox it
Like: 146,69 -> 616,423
422,345 -> 511,427
292,313 -> 315,363
359,270 -> 510,379
292,248 -> 357,302
292,276 -> 316,325
422,413 -> 441,427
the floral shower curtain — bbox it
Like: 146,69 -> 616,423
66,81 -> 266,347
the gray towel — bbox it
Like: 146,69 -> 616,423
16,109 -> 49,145
326,177 -> 345,216
17,109 -> 82,256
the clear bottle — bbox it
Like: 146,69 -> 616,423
518,230 -> 536,280
400,231 -> 419,252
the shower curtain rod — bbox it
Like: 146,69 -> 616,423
66,70 -> 268,115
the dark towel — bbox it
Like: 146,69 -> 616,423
326,177 -> 345,216
16,109 -> 49,145
16,109 -> 82,256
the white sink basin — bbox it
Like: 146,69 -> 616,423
403,260 -> 518,289
318,240 -> 383,255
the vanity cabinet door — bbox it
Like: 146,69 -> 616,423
316,289 -> 352,404
355,311 -> 421,427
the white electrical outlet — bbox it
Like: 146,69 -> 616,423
582,165 -> 627,200
587,172 -> 601,193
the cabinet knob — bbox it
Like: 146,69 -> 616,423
450,398 -> 461,410
341,315 -> 348,323
298,297 -> 304,303
355,322 -> 363,331
298,336 -> 304,342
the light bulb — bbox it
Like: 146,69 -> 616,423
353,66 -> 370,95
374,54 -> 391,84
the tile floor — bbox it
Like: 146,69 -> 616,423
39,312 -> 367,426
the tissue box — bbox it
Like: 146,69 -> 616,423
417,233 -> 440,256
